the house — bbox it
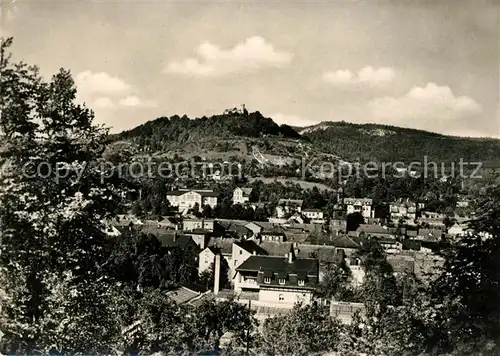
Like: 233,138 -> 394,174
276,199 -> 304,218
233,187 -> 253,205
206,237 -> 234,266
221,222 -> 253,239
245,221 -> 265,236
166,284 -> 209,305
155,233 -> 199,255
286,212 -> 305,225
114,214 -> 144,227
378,238 -> 403,253
102,224 -> 122,237
199,246 -> 226,274
259,226 -> 288,243
231,240 -> 268,284
302,208 -> 324,220
166,189 -> 219,212
390,198 -> 422,221
417,228 -> 443,241
156,217 -> 179,230
355,224 -> 399,239
344,198 -> 374,219
234,252 -> 319,307
418,211 -> 446,228
184,229 -> 211,249
183,219 -> 215,232
447,222 -> 469,237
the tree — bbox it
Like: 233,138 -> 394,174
346,212 -> 364,231
0,38 -> 120,353
355,238 -> 400,317
316,262 -> 362,303
190,297 -> 258,352
201,204 -> 213,218
425,188 -> 500,354
260,303 -> 341,355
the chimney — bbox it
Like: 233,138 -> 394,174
173,232 -> 178,242
214,253 -> 221,295
288,252 -> 293,264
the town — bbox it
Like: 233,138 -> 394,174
1,1 -> 499,354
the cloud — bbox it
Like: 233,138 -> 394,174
271,113 -> 320,127
75,71 -> 132,96
0,3 -> 19,22
92,97 -> 116,109
87,95 -> 156,111
118,95 -> 157,108
323,66 -> 395,88
0,3 -> 20,37
368,83 -> 482,123
165,36 -> 292,77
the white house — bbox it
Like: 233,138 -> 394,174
198,246 -> 222,275
344,198 -> 374,219
302,208 -> 324,220
233,187 -> 253,205
234,253 -> 319,307
231,240 -> 267,284
390,198 -> 420,221
183,219 -> 215,232
447,222 -> 469,236
276,199 -> 303,218
166,189 -> 218,212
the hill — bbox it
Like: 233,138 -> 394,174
111,111 -> 500,166
299,121 -> 500,163
113,109 -> 301,153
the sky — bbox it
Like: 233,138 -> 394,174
1,0 -> 499,138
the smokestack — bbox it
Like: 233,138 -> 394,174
288,252 -> 293,264
214,253 -> 221,295
173,232 -> 177,242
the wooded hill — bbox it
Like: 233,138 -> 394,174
112,110 -> 500,164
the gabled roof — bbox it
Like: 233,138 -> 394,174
305,232 -> 360,249
204,246 -> 221,255
166,189 -> 219,198
259,242 -> 294,256
344,198 -> 373,205
166,190 -> 186,196
418,228 -> 443,236
207,237 -> 234,254
236,255 -> 318,277
225,223 -> 252,236
185,228 -> 212,235
357,224 -> 396,235
166,287 -> 200,304
261,225 -> 287,235
156,233 -> 196,250
302,208 -> 322,213
236,187 -> 253,196
234,240 -> 268,255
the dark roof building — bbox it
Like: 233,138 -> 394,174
234,239 -> 268,256
236,255 -> 319,290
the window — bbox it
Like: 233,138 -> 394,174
234,260 -> 238,266
298,279 -> 305,286
239,250 -> 243,255
279,294 -> 284,301
264,277 -> 271,284
278,278 -> 286,285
